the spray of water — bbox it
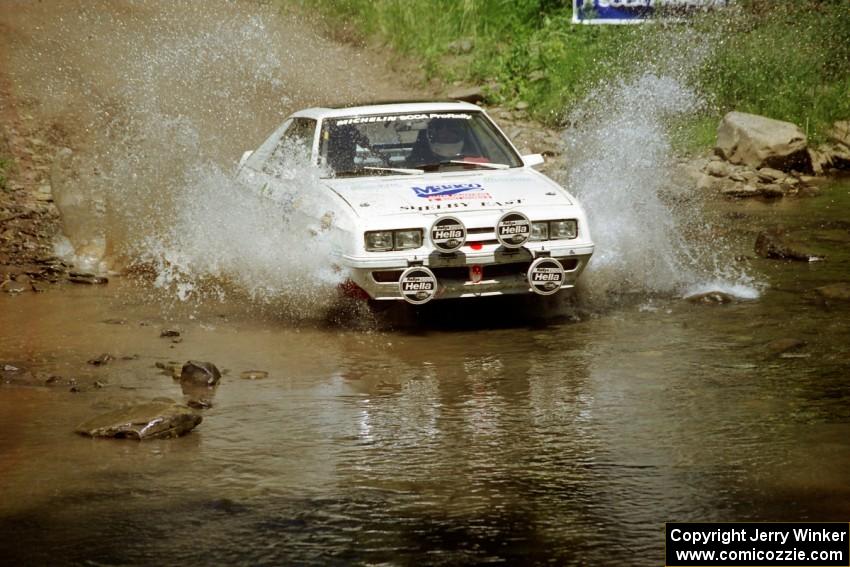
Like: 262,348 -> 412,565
135,159 -> 345,317
560,26 -> 759,306
24,1 -> 405,318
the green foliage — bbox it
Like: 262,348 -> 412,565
293,0 -> 850,151
696,2 -> 850,144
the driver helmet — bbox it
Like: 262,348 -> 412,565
426,118 -> 466,158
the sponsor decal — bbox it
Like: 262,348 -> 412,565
527,258 -> 565,295
572,0 -> 728,25
496,211 -> 531,248
335,113 -> 473,126
412,182 -> 489,200
430,216 -> 467,253
398,266 -> 438,304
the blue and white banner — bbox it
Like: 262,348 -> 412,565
572,0 -> 729,25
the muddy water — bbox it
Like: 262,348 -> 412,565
1,182 -> 849,565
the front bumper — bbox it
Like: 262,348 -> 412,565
343,242 -> 594,301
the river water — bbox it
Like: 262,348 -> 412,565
1,180 -> 848,565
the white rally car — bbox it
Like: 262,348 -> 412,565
236,101 -> 594,305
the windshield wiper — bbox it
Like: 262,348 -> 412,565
444,160 -> 509,170
363,166 -> 424,175
419,160 -> 510,171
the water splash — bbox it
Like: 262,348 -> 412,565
560,28 -> 759,306
135,161 -> 345,317
28,1 -> 404,318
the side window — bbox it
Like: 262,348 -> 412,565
244,119 -> 290,172
263,118 -> 316,174
284,118 -> 316,149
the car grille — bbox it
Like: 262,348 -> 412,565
372,270 -> 403,283
370,259 -> 578,284
464,226 -> 497,246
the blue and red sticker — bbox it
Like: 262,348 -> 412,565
412,182 -> 490,201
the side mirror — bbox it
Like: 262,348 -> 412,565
238,150 -> 253,169
522,153 -> 544,167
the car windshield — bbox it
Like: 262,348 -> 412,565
318,111 -> 523,178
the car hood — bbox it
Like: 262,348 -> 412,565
322,169 -> 573,217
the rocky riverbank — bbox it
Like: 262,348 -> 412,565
689,112 -> 849,200
0,82 -> 72,291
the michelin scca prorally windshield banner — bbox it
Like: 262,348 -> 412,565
572,0 -> 728,25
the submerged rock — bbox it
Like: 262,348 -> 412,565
240,370 -> 268,380
767,338 -> 806,355
816,283 -> 850,302
716,111 -> 811,172
187,398 -> 213,410
87,353 -> 112,366
686,291 -> 736,304
156,361 -> 182,379
180,360 -> 221,387
1,277 -> 31,294
68,272 -> 108,284
75,401 -> 202,440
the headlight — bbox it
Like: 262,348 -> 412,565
365,231 -> 394,251
365,229 -> 423,251
530,222 -> 548,241
549,219 -> 577,240
394,229 -> 422,250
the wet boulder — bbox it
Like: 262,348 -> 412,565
187,398 -> 213,410
716,111 -> 811,172
812,143 -> 850,173
756,167 -> 786,183
75,401 -> 202,440
180,360 -> 221,387
720,180 -> 787,200
754,231 -> 822,261
68,272 -> 108,285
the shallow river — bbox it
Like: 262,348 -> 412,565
1,182 -> 849,566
